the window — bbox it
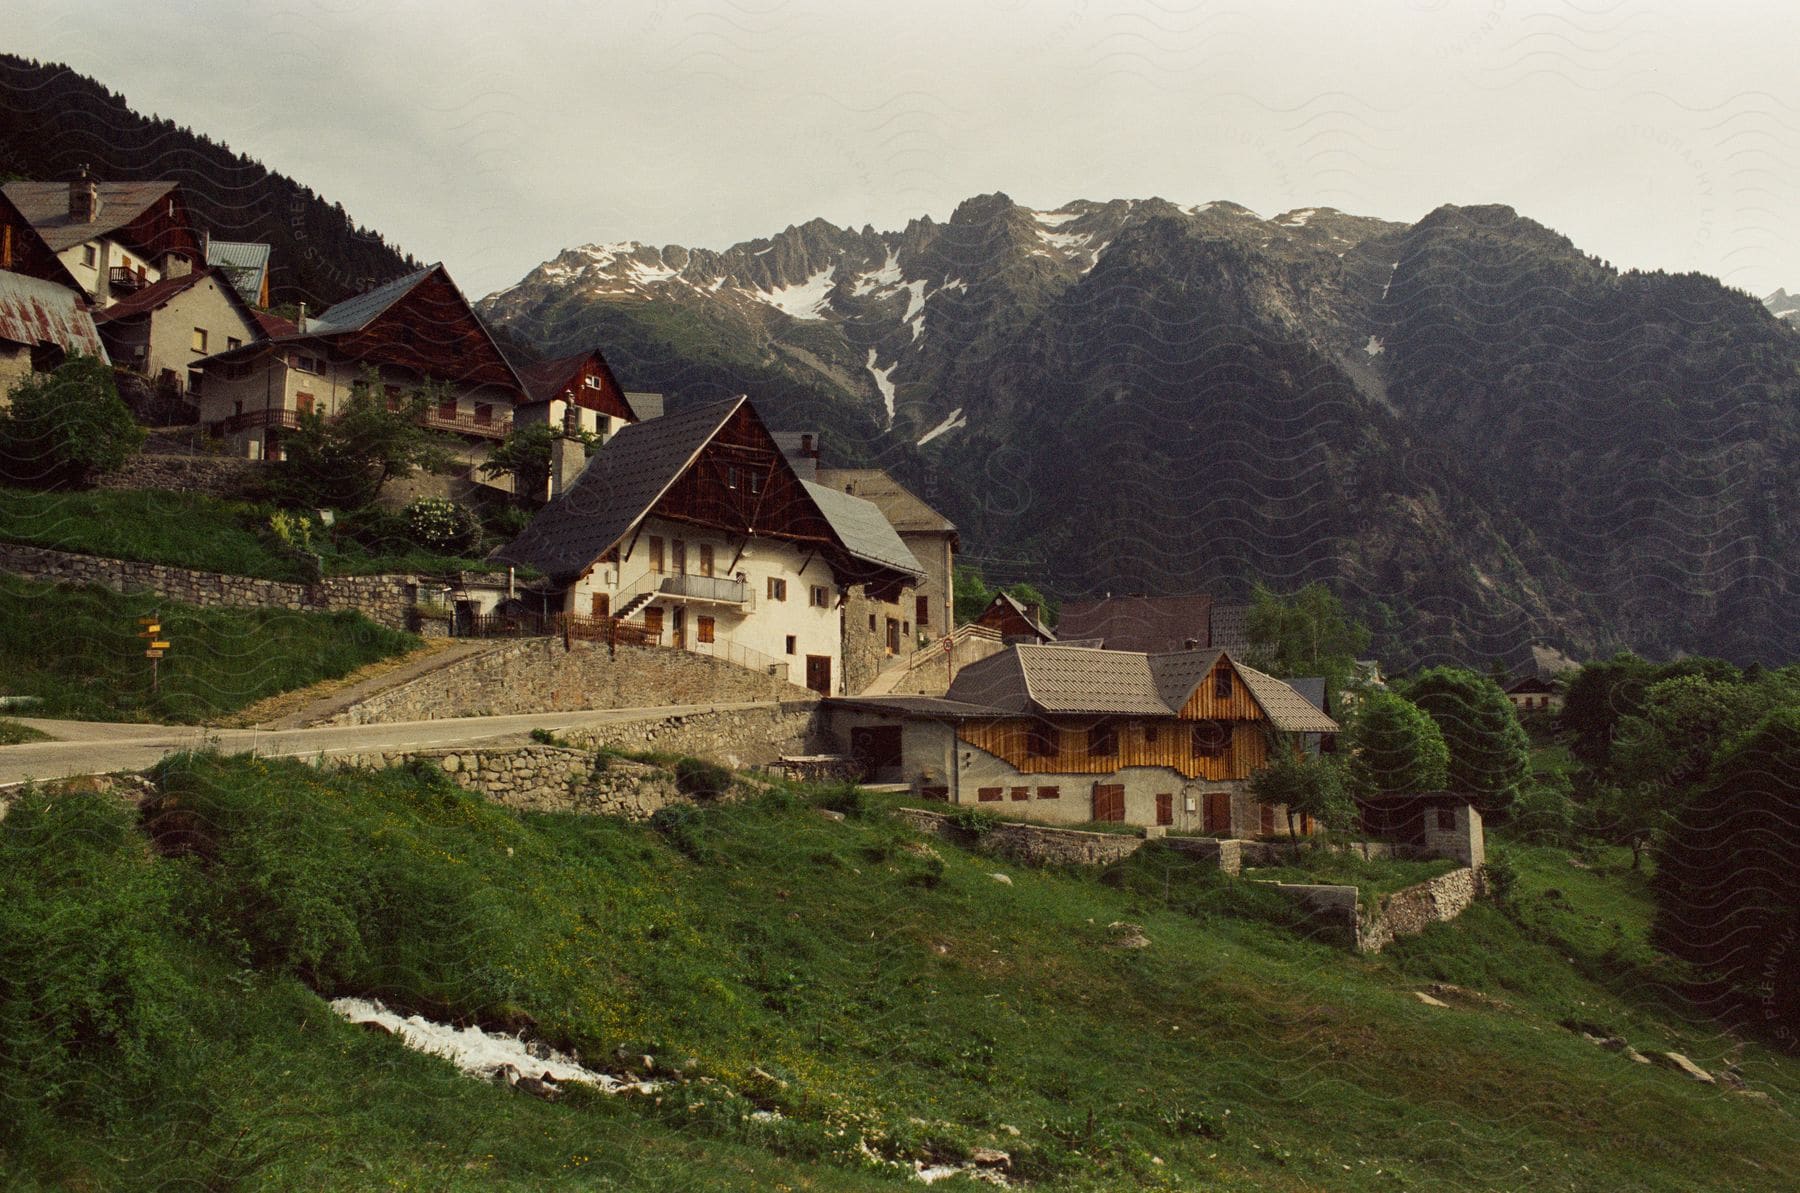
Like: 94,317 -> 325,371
437,396 -> 458,421
474,402 -> 493,426
1010,787 -> 1030,802
726,465 -> 739,489
748,471 -> 762,494
767,577 -> 787,601
977,787 -> 1003,803
584,374 -> 600,389
785,635 -> 797,655
1088,721 -> 1117,757
1036,786 -> 1060,800
292,354 -> 320,374
648,536 -> 665,574
697,616 -> 715,644
191,328 -> 208,353
590,593 -> 610,617
1156,793 -> 1174,826
1192,720 -> 1229,758
1025,721 -> 1057,757
868,613 -> 877,632
916,594 -> 930,627
1215,668 -> 1234,700
294,392 -> 314,415
226,336 -> 242,351
810,585 -> 830,608
698,544 -> 714,577
902,621 -> 910,635
82,244 -> 97,268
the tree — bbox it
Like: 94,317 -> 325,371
1652,707 -> 1800,1031
1244,582 -> 1371,704
0,354 -> 144,488
1342,690 -> 1450,798
274,375 -> 455,509
1250,750 -> 1353,842
479,422 -> 595,505
953,564 -> 1056,628
1401,666 -> 1531,816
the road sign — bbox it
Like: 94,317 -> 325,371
144,649 -> 164,659
138,623 -> 161,636
149,641 -> 171,650
137,616 -> 159,626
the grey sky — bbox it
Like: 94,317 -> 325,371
12,1 -> 1797,299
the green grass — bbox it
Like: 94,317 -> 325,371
1242,850 -> 1463,899
1,756 -> 1792,1191
0,718 -> 50,744
0,574 -> 418,723
0,485 -> 494,579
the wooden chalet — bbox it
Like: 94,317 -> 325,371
831,644 -> 1339,834
510,348 -> 638,440
1,173 -> 202,309
495,395 -> 922,694
1503,674 -> 1563,714
974,591 -> 1056,644
194,262 -> 526,460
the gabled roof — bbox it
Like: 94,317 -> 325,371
624,391 -> 665,421
495,396 -> 744,576
1,180 -> 180,252
205,240 -> 270,301
1504,675 -> 1558,694
303,264 -> 436,335
979,591 -> 1055,642
800,479 -> 923,580
253,310 -> 297,338
814,467 -> 958,539
1056,592 -> 1214,653
509,348 -> 631,416
92,267 -> 256,328
0,270 -> 108,360
942,644 -> 1340,732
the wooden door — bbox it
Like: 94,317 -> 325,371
671,607 -> 686,649
1092,783 -> 1125,823
805,654 -> 832,695
643,606 -> 663,641
672,540 -> 687,575
1155,792 -> 1173,826
886,618 -> 900,655
590,592 -> 610,617
1204,791 -> 1232,835
1259,803 -> 1277,837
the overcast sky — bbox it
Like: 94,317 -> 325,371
12,1 -> 1797,299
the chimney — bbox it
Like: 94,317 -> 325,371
1184,638 -> 1199,651
68,166 -> 99,223
550,435 -> 590,500
295,302 -> 306,334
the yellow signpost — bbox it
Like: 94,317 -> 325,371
138,613 -> 169,691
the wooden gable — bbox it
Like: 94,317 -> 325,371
564,352 -> 635,421
113,187 -> 203,265
333,267 -> 523,395
651,400 -> 838,548
1178,656 -> 1268,722
976,595 -> 1043,639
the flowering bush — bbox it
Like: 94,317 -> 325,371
402,497 -> 480,552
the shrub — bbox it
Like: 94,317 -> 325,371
946,806 -> 999,836
0,353 -> 145,487
1481,852 -> 1519,909
1343,689 -> 1450,797
674,756 -> 733,799
816,782 -> 869,818
401,497 -> 482,553
1509,775 -> 1576,845
1402,667 -> 1531,816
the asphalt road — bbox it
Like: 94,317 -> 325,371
0,702 -> 779,787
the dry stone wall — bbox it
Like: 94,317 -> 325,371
0,543 -> 418,630
891,807 -> 1150,866
1357,866 -> 1483,953
96,454 -> 259,499
558,702 -> 826,771
319,637 -> 818,725
324,745 -> 683,819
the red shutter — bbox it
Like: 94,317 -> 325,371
1156,792 -> 1173,826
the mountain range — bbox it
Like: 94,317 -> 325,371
479,195 -> 1799,668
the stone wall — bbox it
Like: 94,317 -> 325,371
318,637 -> 817,725
558,701 -> 826,771
891,806 -> 1151,867
0,542 -> 419,631
323,745 -> 683,819
1356,866 -> 1483,953
1164,836 -> 1244,875
95,453 -> 260,499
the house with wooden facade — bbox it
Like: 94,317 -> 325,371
1,173 -> 202,311
495,395 -> 923,695
830,644 -> 1339,834
973,591 -> 1056,644
194,263 -> 525,462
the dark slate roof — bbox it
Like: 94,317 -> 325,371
1056,593 -> 1213,653
1,180 -> 179,252
0,270 -> 108,359
623,391 -> 665,420
93,269 -> 206,321
771,432 -> 819,480
303,264 -> 436,335
1210,603 -> 1252,651
814,467 -> 957,537
940,644 -> 1340,731
512,351 -> 596,404
1288,677 -> 1328,712
493,396 -> 744,576
800,479 -> 923,579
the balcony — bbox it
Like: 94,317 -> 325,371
210,408 -> 304,435
108,265 -> 147,293
420,406 -> 513,440
656,573 -> 752,606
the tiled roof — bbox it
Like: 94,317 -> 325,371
92,269 -> 208,321
493,396 -> 745,577
1209,602 -> 1252,651
800,480 -> 923,579
814,467 -> 957,537
253,310 -> 297,338
1236,664 -> 1339,732
512,352 -> 592,403
1,180 -> 179,252
1056,593 -> 1214,653
303,264 -> 436,335
623,392 -> 664,420
0,270 -> 108,360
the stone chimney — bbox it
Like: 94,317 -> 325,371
295,302 -> 307,334
550,435 -> 590,500
68,166 -> 100,223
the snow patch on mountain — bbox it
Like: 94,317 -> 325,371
917,406 -> 967,446
759,267 -> 836,320
1033,209 -> 1080,227
902,279 -> 928,340
866,349 -> 897,427
853,251 -> 903,297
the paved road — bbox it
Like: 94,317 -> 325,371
0,702 -> 779,787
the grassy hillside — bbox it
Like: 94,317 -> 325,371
1,754 -> 1791,1190
0,575 -> 417,722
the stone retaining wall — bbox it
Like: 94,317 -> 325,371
1357,866 -> 1483,953
558,701 -> 826,771
891,807 -> 1151,867
324,745 -> 684,819
0,542 -> 418,631
96,454 -> 259,499
318,637 -> 817,725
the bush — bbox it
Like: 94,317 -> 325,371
1509,775 -> 1577,845
674,756 -> 733,799
816,782 -> 870,818
946,806 -> 1000,836
402,497 -> 482,553
0,353 -> 145,487
1481,852 -> 1519,909
1343,689 -> 1451,797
